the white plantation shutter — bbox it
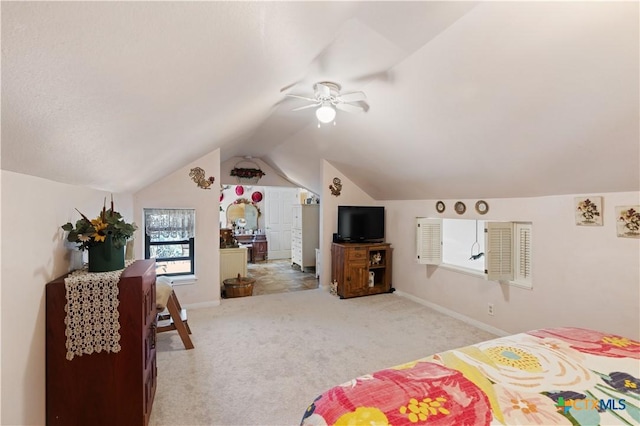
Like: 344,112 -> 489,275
513,223 -> 532,288
485,222 -> 514,281
416,218 -> 442,265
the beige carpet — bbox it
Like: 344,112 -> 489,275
149,289 -> 496,426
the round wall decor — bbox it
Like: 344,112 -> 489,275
251,191 -> 263,203
475,200 -> 489,215
454,201 -> 466,215
235,185 -> 244,196
436,201 -> 446,213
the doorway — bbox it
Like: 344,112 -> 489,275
264,187 -> 297,259
220,185 -> 320,297
248,259 -> 319,295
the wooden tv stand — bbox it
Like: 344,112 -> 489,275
331,242 -> 392,299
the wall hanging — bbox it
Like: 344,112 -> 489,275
616,205 -> 639,238
454,201 -> 466,215
235,185 -> 244,196
329,177 -> 342,197
230,158 -> 265,184
575,197 -> 602,226
436,201 -> 445,213
475,200 -> 489,215
251,191 -> 263,203
189,167 -> 215,189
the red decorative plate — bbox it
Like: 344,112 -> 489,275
235,186 -> 244,196
251,191 -> 263,202
220,193 -> 224,202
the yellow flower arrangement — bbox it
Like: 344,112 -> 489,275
61,196 -> 137,250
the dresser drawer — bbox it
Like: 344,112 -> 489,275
292,237 -> 301,249
347,248 -> 368,261
292,248 -> 302,263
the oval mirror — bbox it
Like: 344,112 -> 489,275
226,203 -> 258,230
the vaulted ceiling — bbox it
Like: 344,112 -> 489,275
2,1 -> 638,199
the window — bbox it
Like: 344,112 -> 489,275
443,219 -> 485,273
416,218 -> 532,288
144,208 -> 195,276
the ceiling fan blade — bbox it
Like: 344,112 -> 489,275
286,94 -> 318,102
291,103 -> 321,112
280,80 -> 302,93
352,70 -> 393,84
336,103 -> 364,113
338,91 -> 366,103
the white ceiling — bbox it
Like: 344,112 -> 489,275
2,1 -> 638,199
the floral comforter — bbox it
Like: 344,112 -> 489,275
301,327 -> 639,425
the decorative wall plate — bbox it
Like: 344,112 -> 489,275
454,201 -> 466,215
220,193 -> 224,202
475,200 -> 489,215
235,185 -> 244,196
251,191 -> 263,203
436,201 -> 446,213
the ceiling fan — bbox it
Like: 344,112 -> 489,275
285,82 -> 367,125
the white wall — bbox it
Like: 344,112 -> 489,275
319,161 -> 376,287
134,149 -> 220,307
386,192 -> 640,339
0,170 -> 133,425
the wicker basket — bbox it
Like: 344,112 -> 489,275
223,274 -> 255,298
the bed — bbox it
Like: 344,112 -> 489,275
300,327 -> 639,425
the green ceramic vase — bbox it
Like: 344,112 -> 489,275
88,235 -> 125,272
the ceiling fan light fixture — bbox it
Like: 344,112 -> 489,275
316,103 -> 336,124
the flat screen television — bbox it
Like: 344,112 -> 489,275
337,206 -> 385,243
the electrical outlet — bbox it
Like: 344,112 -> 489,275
488,303 -> 495,316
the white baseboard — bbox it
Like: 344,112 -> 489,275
183,300 -> 220,310
394,290 -> 508,337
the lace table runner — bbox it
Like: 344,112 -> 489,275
64,260 -> 134,360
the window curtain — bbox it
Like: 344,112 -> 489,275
144,208 -> 195,239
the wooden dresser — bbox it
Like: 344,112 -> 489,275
46,259 -> 157,426
235,233 -> 268,262
331,242 -> 393,299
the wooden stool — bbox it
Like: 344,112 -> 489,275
156,279 -> 194,350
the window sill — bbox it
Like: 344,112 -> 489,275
509,280 -> 533,290
440,264 -> 532,289
165,275 -> 197,286
440,263 -> 486,279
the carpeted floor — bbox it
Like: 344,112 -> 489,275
149,289 -> 496,426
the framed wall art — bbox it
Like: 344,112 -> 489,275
454,201 -> 466,215
575,196 -> 603,226
475,200 -> 489,215
615,205 -> 640,238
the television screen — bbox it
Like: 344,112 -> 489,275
337,206 -> 385,243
